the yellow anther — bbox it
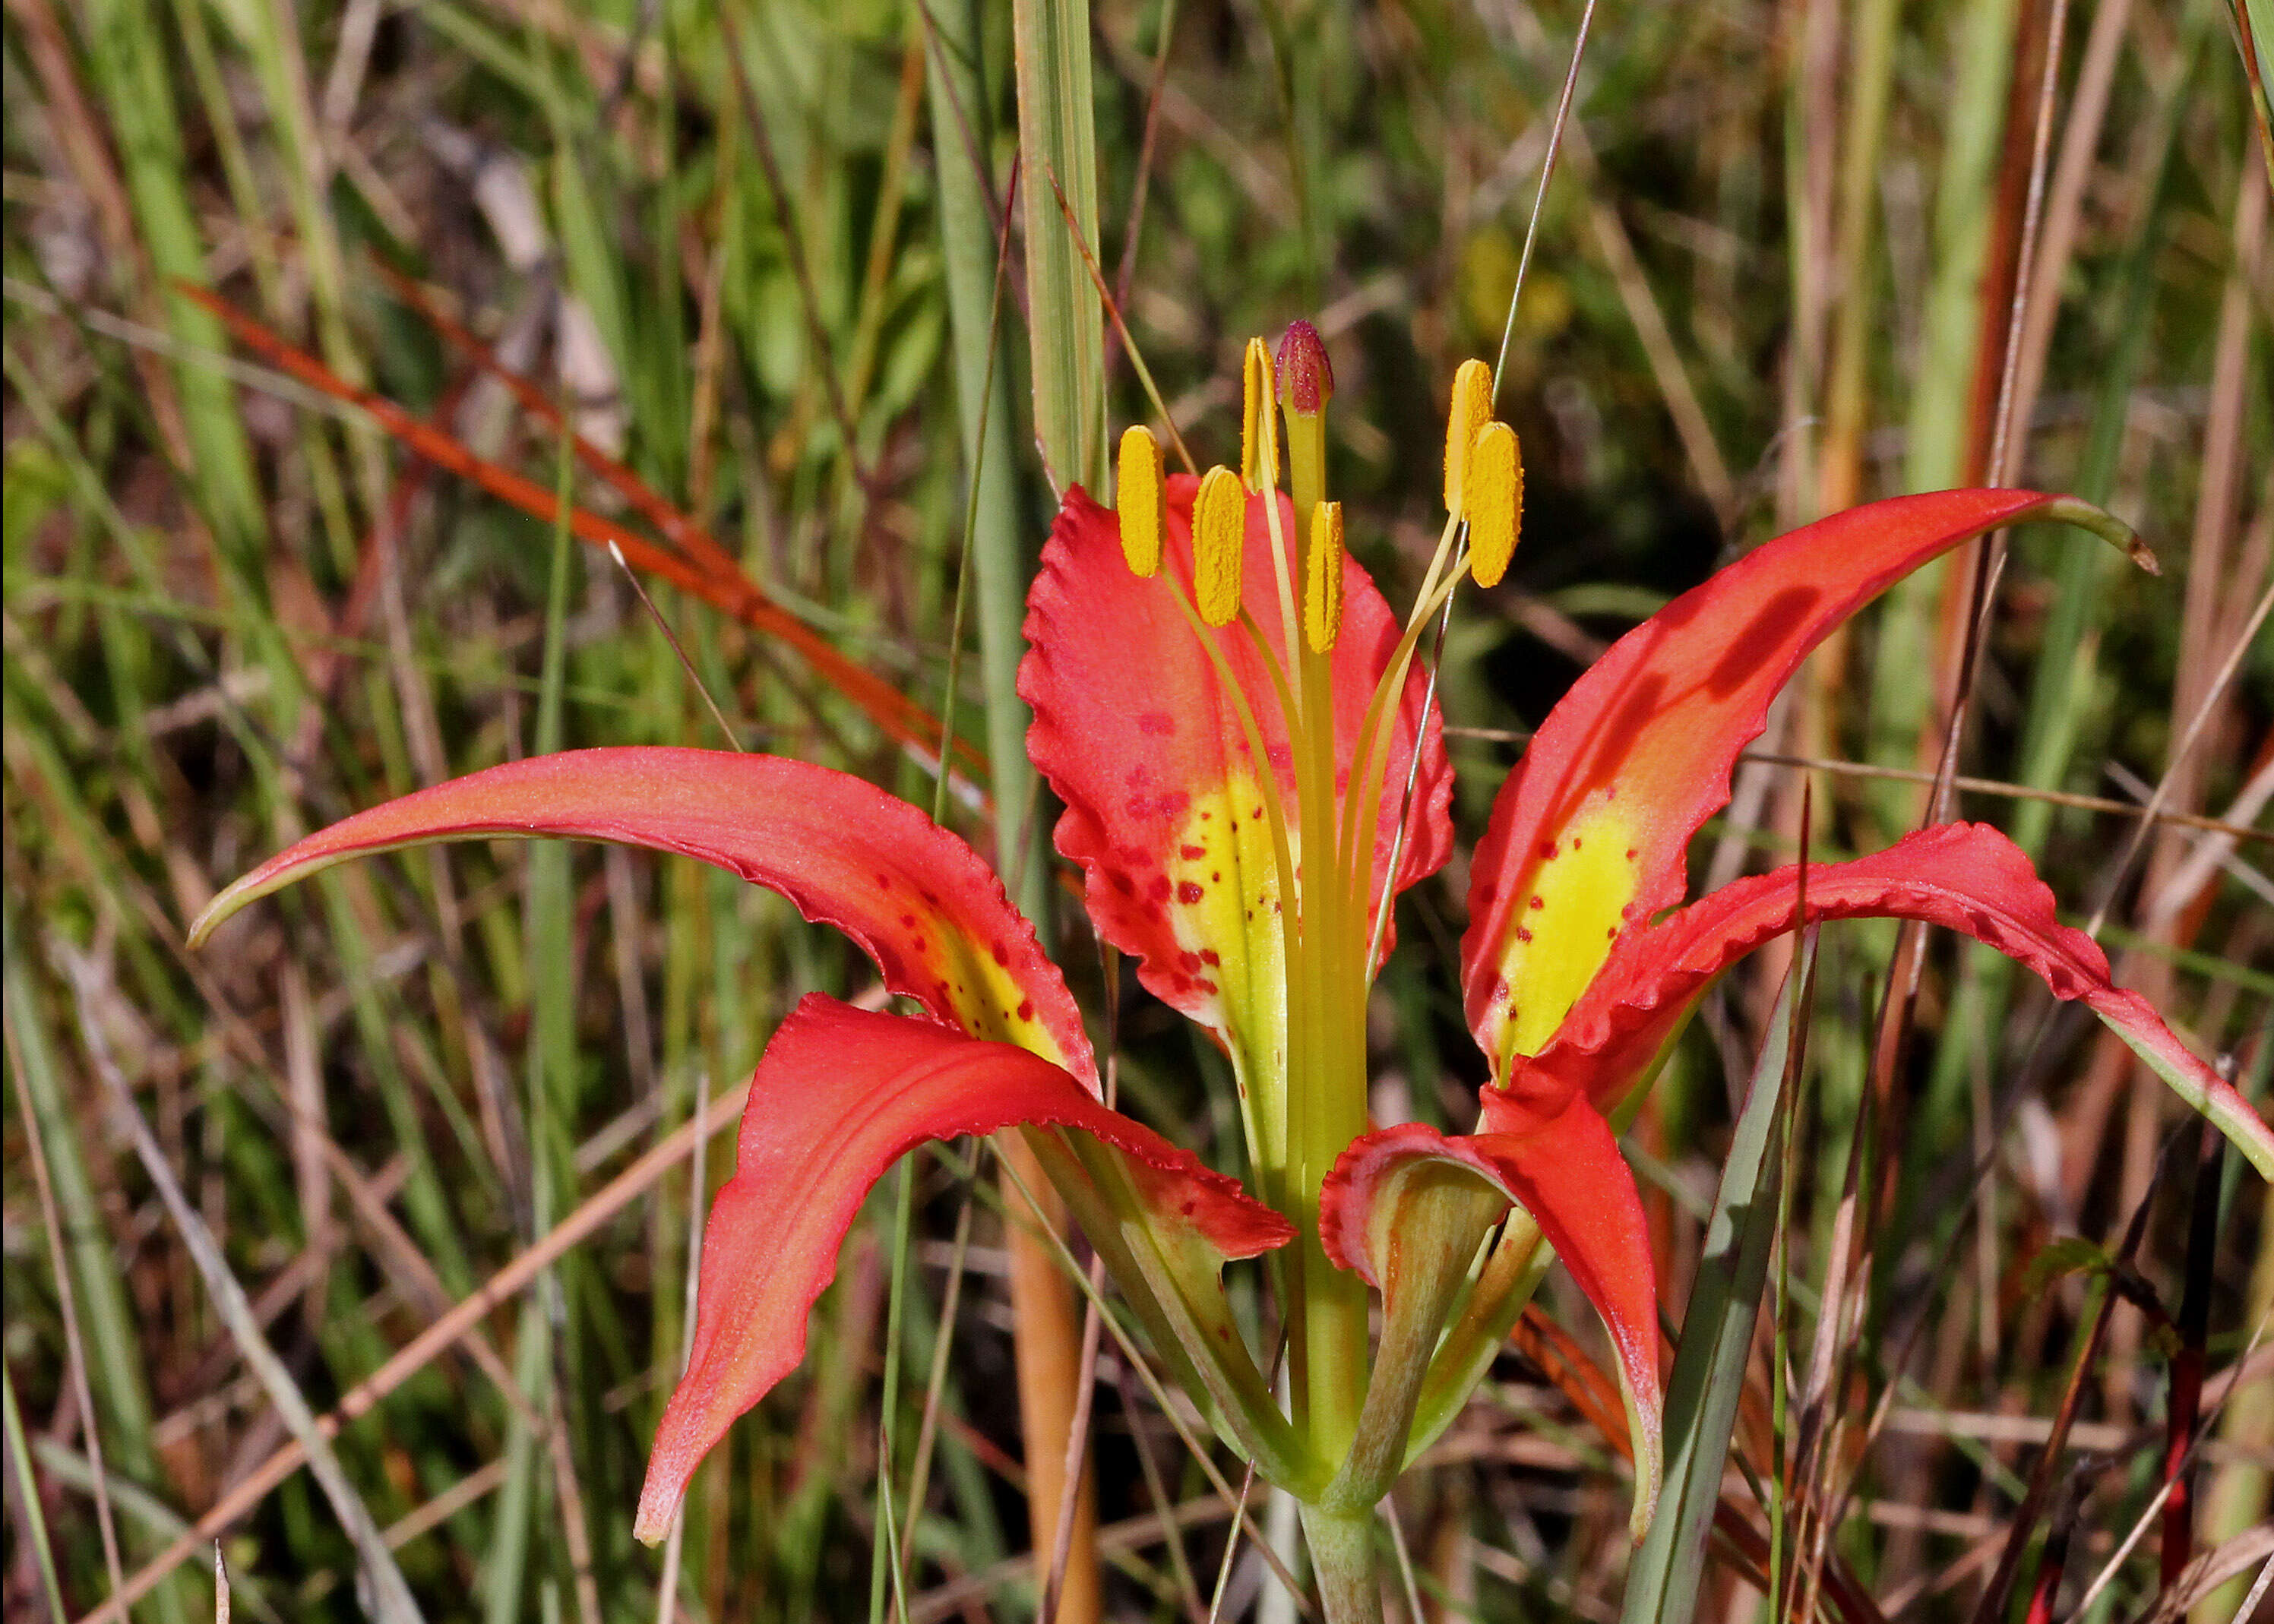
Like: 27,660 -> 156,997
1305,500 -> 1345,653
1194,465 -> 1245,627
1241,336 -> 1280,491
1464,422 -> 1523,587
1442,358 -> 1494,513
1115,425 -> 1165,578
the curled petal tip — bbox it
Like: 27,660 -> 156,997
631,1471 -> 682,1547
185,897 -> 229,951
2035,494 -> 2152,571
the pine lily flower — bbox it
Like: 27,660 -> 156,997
190,323 -> 2272,1619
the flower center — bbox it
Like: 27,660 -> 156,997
1112,327 -> 1527,1190
1112,321 -> 1527,1455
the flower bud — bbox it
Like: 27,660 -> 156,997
1275,320 -> 1334,416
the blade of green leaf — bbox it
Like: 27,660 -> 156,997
1011,0 -> 1107,494
1620,938 -> 1811,1624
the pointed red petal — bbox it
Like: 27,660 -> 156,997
1321,1109 -> 1663,1535
191,748 -> 1094,1081
1498,823 -> 2273,1178
1023,481 -> 1451,1057
635,995 -> 1290,1540
1463,490 -> 2133,1068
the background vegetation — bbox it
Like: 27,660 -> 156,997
3,0 -> 2269,1619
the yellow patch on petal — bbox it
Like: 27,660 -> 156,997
1158,772 -> 1293,1142
1491,795 -> 1644,1063
922,935 -> 1076,1072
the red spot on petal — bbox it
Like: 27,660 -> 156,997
1016,1000 -> 1035,1022
1571,836 -> 1583,849
1146,874 -> 1172,902
1514,927 -> 1533,943
901,913 -> 918,927
991,939 -> 1010,966
1625,848 -> 1638,860
1110,872 -> 1136,896
1529,895 -> 1545,911
1138,710 -> 1176,735
1200,949 -> 1221,966
1539,841 -> 1558,859
1177,881 -> 1205,905
1180,844 -> 1207,861
1178,951 -> 1202,971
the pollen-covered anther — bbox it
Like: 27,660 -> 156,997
1464,422 -> 1523,587
1305,500 -> 1345,653
1276,320 -> 1333,416
1116,425 -> 1166,578
1194,465 -> 1246,627
1442,358 -> 1494,514
1241,337 -> 1281,491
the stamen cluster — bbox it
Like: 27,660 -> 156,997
1102,324 -> 1528,1456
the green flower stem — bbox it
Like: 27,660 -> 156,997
1297,1503 -> 1383,1624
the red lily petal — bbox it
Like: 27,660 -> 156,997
1463,489 -> 2137,1069
1493,823 -> 2273,1178
635,995 -> 1292,1540
1321,1109 -> 1663,1537
190,747 -> 1095,1082
1023,479 -> 1451,1064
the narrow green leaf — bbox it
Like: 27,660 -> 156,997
1620,942 -> 1808,1624
1011,0 -> 1108,494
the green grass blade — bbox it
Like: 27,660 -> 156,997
63,951 -> 427,1624
2,903 -> 195,1624
1863,0 -> 2022,835
1011,0 -> 1107,494
3,1342 -> 71,1624
1619,941 -> 1808,1624
74,0 -> 269,575
926,0 -> 1042,899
